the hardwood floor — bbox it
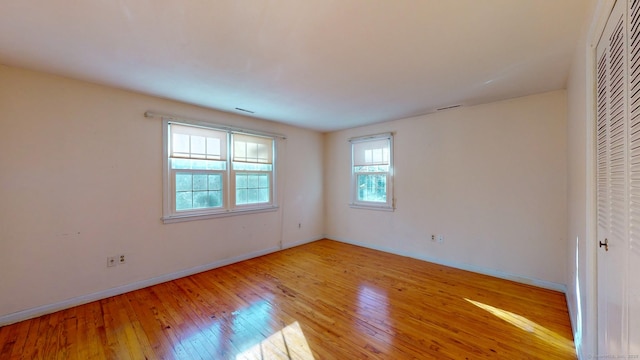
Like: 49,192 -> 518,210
0,239 -> 576,359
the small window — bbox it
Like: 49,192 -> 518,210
163,121 -> 277,223
350,133 -> 394,210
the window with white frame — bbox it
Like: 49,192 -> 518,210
163,121 -> 276,223
350,133 -> 394,210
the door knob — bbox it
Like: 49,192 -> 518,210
599,238 -> 609,251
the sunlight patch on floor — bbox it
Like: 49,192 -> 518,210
465,298 -> 575,354
236,321 -> 314,360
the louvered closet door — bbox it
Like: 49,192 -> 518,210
596,0 -> 629,355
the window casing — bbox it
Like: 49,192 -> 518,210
350,133 -> 394,211
163,120 -> 277,223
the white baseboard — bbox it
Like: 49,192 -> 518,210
330,236 -> 568,293
282,234 -> 325,249
565,290 -> 584,360
0,245 -> 284,327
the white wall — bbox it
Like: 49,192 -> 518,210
0,65 -> 324,321
325,90 -> 568,286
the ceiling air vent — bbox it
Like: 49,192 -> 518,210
235,107 -> 255,114
436,104 -> 462,111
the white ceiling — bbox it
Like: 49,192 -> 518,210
0,1 -> 588,132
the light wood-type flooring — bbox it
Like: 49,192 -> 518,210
0,239 -> 576,359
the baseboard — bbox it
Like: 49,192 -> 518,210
281,235 -> 325,249
330,236 -> 568,293
565,290 -> 584,360
0,245 -> 284,327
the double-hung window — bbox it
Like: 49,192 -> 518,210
163,121 -> 276,223
231,134 -> 274,207
350,133 -> 394,210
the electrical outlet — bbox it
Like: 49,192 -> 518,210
119,254 -> 126,264
431,234 -> 436,241
107,256 -> 117,267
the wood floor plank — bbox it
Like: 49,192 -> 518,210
0,239 -> 576,359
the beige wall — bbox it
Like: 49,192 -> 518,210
0,65 -> 324,320
0,64 -> 573,328
325,90 -> 568,286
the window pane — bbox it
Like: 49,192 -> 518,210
233,162 -> 272,171
248,189 -> 259,203
208,174 -> 222,191
176,191 -> 193,210
175,172 -> 224,211
237,188 -> 248,205
172,158 -> 226,170
193,174 -> 207,191
209,191 -> 222,207
259,174 -> 268,188
193,191 -> 209,208
248,175 -> 259,188
357,174 -> 387,202
354,165 -> 389,173
235,172 -> 270,205
176,173 -> 192,192
259,188 -> 269,202
237,174 -> 247,188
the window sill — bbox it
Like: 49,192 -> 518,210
162,205 -> 279,224
349,203 -> 395,212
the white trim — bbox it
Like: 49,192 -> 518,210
566,290 -> 582,360
162,205 -> 279,224
585,1 -> 617,358
348,203 -> 395,211
282,235 -> 325,250
331,236 -> 568,293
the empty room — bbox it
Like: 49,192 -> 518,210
1,0 -> 638,359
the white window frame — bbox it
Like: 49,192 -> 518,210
162,119 -> 278,223
349,133 -> 394,211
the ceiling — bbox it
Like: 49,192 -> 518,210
0,1 -> 589,132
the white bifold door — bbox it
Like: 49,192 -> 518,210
595,0 -> 640,356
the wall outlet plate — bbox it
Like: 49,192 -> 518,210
107,256 -> 117,267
